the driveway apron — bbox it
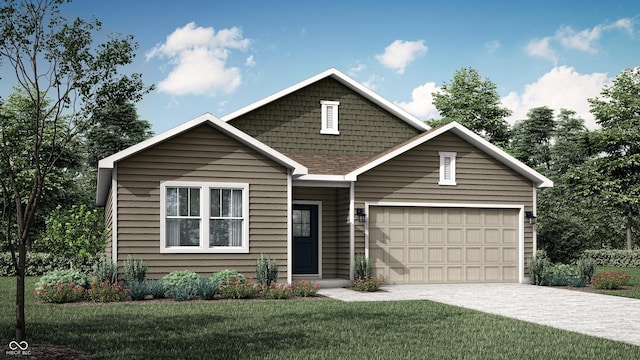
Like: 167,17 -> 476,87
318,283 -> 640,346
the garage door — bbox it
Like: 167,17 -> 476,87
369,207 -> 519,284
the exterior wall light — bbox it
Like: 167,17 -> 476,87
356,208 -> 367,223
525,211 -> 537,225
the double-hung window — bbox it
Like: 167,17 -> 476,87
161,181 -> 249,253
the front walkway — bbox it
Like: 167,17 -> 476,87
318,283 -> 640,347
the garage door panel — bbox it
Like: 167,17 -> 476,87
371,206 -> 520,284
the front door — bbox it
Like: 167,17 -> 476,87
292,204 -> 319,275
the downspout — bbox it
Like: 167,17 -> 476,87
111,166 -> 118,265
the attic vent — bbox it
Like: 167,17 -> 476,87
320,100 -> 340,135
439,151 -> 457,186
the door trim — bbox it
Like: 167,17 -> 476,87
292,201 -> 322,278
365,201 -> 525,284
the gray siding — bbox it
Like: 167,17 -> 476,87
115,124 -> 289,279
355,132 -> 536,268
104,188 -> 113,260
229,77 -> 421,156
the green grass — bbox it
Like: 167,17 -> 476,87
596,266 -> 640,299
2,277 -> 640,359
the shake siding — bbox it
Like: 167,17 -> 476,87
355,132 -> 535,266
336,188 -> 351,278
115,124 -> 289,279
229,77 -> 421,156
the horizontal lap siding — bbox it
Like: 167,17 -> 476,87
104,189 -> 113,259
337,188 -> 351,278
116,124 -> 289,279
355,132 -> 535,267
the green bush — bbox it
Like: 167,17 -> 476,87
35,269 -> 89,291
528,250 -> 550,286
581,249 -> 640,267
543,264 -> 580,286
538,217 -> 588,264
172,286 -> 197,301
162,270 -> 200,298
576,257 -> 596,282
196,277 -> 218,300
289,280 -> 320,297
256,254 -> 279,286
260,283 -> 291,300
217,277 -> 257,299
124,255 -> 147,284
147,280 -> 166,299
92,256 -> 118,284
209,269 -> 245,286
128,280 -> 149,301
0,252 -> 67,276
354,254 -> 373,279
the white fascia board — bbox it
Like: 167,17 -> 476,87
221,68 -> 430,132
346,122 -> 553,188
96,113 -> 308,206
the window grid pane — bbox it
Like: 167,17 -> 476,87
209,187 -> 244,247
166,186 -> 201,247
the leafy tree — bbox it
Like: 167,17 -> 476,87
430,67 -> 512,146
588,67 -> 640,250
0,0 -> 151,341
40,204 -> 108,269
509,107 -> 555,172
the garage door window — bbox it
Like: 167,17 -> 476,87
439,151 -> 457,185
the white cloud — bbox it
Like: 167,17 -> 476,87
525,37 -> 558,63
245,55 -> 256,67
501,66 -> 610,129
376,40 -> 427,74
361,74 -> 383,91
526,18 -> 635,62
485,40 -> 501,54
395,81 -> 441,120
146,22 -> 252,96
349,63 -> 367,75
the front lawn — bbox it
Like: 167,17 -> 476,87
1,277 -> 639,359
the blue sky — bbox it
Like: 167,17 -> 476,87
2,0 -> 640,133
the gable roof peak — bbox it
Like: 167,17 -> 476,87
221,68 -> 430,132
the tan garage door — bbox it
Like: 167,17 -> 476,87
369,207 -> 519,284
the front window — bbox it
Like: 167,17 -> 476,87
161,182 -> 249,253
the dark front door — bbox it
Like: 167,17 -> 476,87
292,204 -> 319,274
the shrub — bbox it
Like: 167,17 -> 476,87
576,257 -> 596,282
528,250 -> 550,286
591,270 -> 631,290
289,280 -> 320,297
354,254 -> 373,279
147,280 -> 166,299
196,277 -> 218,300
256,254 -> 279,286
92,256 -> 119,284
162,270 -> 200,298
128,280 -> 149,301
210,269 -> 245,286
218,277 -> 257,299
172,286 -> 197,301
352,276 -> 384,292
581,249 -> 640,267
34,282 -> 85,303
543,264 -> 580,286
86,280 -> 128,302
124,255 -> 147,284
538,217 -> 588,264
35,269 -> 89,291
0,252 -> 70,277
260,283 -> 291,300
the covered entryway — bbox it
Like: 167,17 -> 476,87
369,206 -> 520,284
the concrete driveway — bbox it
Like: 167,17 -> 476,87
318,283 -> 640,347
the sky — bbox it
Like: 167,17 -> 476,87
2,0 -> 640,133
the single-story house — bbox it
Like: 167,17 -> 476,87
96,68 -> 552,285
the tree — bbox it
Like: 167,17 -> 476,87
0,0 -> 151,341
430,67 -> 512,147
509,107 -> 556,172
588,67 -> 640,250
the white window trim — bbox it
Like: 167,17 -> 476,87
320,100 -> 340,135
438,151 -> 457,186
160,181 -> 249,254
